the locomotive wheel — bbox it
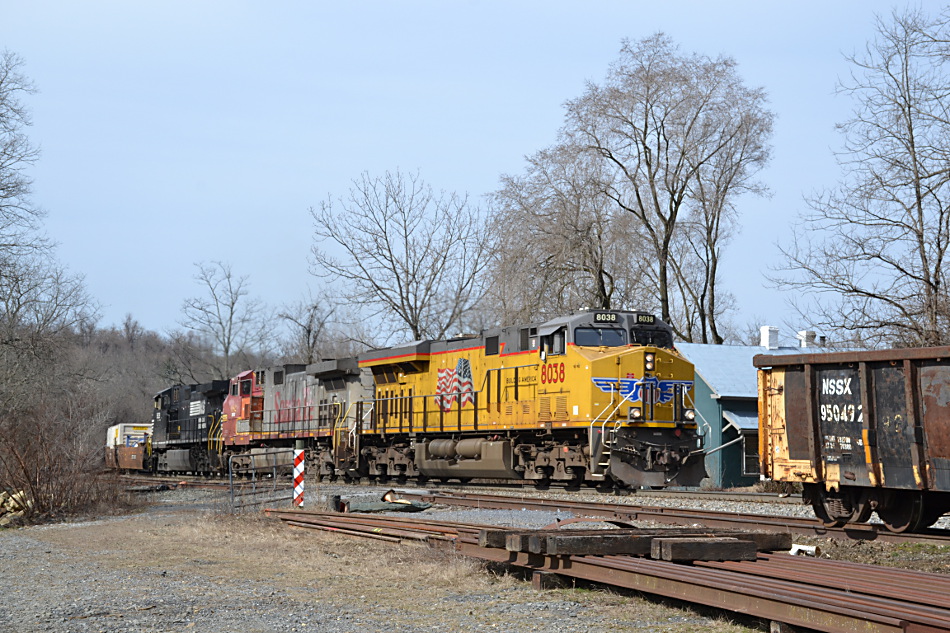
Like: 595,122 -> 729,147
877,492 -> 926,533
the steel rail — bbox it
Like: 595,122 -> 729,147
116,472 -> 805,505
398,490 -> 950,545
269,508 -> 950,633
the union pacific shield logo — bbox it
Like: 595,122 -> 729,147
591,376 -> 692,404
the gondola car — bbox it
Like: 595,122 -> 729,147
104,423 -> 152,471
756,346 -> 950,532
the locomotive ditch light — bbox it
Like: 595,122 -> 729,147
645,352 -> 655,371
629,406 -> 643,420
683,408 -> 696,421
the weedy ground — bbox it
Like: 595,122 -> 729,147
2,500 -> 762,633
795,536 -> 950,574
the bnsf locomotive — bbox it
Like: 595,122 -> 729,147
756,346 -> 950,532
110,310 -> 704,489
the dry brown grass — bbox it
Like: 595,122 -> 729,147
21,507 -> 759,632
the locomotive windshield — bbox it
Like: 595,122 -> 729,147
630,328 -> 673,348
574,327 -> 627,347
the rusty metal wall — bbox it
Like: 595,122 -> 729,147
755,346 -> 950,493
780,368 -> 812,461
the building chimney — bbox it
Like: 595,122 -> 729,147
797,330 -> 817,348
760,326 -> 779,350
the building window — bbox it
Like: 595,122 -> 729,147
742,432 -> 760,476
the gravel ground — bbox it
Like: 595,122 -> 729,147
0,485 -> 764,633
1,483 -> 948,633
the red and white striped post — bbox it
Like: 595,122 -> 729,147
293,449 -> 305,507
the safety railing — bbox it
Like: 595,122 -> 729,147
360,363 -> 539,434
227,448 -> 295,510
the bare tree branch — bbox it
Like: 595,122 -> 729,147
774,8 -> 950,347
563,34 -> 773,342
176,261 -> 267,379
310,170 -> 490,342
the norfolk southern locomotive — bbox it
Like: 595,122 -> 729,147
108,311 -> 704,489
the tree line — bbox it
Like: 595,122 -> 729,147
2,8 -> 949,518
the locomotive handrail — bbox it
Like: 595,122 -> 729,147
359,363 -> 544,435
589,387 -> 639,477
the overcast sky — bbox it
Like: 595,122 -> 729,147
3,1 -> 908,344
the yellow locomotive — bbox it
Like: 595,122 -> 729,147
209,310 -> 703,487
347,310 -> 703,488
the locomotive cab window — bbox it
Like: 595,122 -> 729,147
630,328 -> 673,348
574,327 -> 627,347
520,327 -> 538,351
240,380 -> 252,396
542,328 -> 567,355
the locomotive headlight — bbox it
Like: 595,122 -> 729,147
629,406 -> 643,420
645,352 -> 655,371
683,409 -> 696,421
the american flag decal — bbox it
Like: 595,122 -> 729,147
435,358 -> 475,411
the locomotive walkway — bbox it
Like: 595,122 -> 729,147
266,507 -> 950,633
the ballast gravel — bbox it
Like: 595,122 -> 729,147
2,483 -> 928,633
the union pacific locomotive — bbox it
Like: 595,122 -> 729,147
110,311 -> 705,489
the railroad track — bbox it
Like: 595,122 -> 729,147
118,473 -> 950,543
117,474 -> 232,490
266,507 -> 950,633
398,490 -> 950,545
424,480 -> 803,504
116,472 -> 800,504
117,471 -> 950,544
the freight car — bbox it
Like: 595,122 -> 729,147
755,347 -> 950,532
112,310 -> 705,489
104,423 -> 152,471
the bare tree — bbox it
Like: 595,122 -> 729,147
0,51 -> 116,520
310,170 -> 490,342
564,34 -> 773,341
487,142 -> 653,324
0,50 -> 41,256
277,293 -> 333,364
176,261 -> 266,379
776,8 -> 950,347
